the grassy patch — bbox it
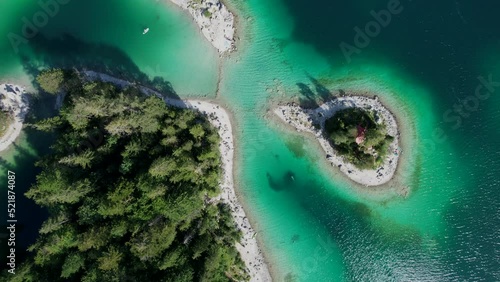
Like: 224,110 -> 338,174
202,9 -> 212,18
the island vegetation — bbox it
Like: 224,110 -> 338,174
5,70 -> 249,281
324,107 -> 393,170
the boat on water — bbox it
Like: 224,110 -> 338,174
143,27 -> 149,35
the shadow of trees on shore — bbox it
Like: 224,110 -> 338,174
20,33 -> 180,100
0,95 -> 53,267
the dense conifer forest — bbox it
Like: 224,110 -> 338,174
4,70 -> 248,282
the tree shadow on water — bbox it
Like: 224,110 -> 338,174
20,33 -> 180,100
296,75 -> 336,108
296,82 -> 318,108
308,75 -> 332,100
0,125 -> 52,267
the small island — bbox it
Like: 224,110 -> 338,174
274,94 -> 402,187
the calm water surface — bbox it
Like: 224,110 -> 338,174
1,0 -> 499,281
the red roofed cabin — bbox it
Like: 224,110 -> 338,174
356,125 -> 366,144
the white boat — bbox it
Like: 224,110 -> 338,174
143,28 -> 149,35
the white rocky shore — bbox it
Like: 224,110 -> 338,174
83,71 -> 271,281
168,0 -> 235,53
274,95 -> 402,187
0,84 -> 29,152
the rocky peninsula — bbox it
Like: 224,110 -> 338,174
168,0 -> 236,53
274,95 -> 401,187
0,84 -> 29,152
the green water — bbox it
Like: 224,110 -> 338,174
1,0 -> 499,281
0,0 -> 218,96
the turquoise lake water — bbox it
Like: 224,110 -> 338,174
1,0 -> 499,281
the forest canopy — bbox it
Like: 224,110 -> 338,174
324,107 -> 393,170
5,70 -> 248,281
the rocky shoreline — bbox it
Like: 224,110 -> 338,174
0,84 -> 29,152
83,71 -> 271,281
274,95 -> 404,188
168,0 -> 236,54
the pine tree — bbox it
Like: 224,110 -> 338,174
36,69 -> 65,94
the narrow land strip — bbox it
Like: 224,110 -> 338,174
167,0 -> 236,54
